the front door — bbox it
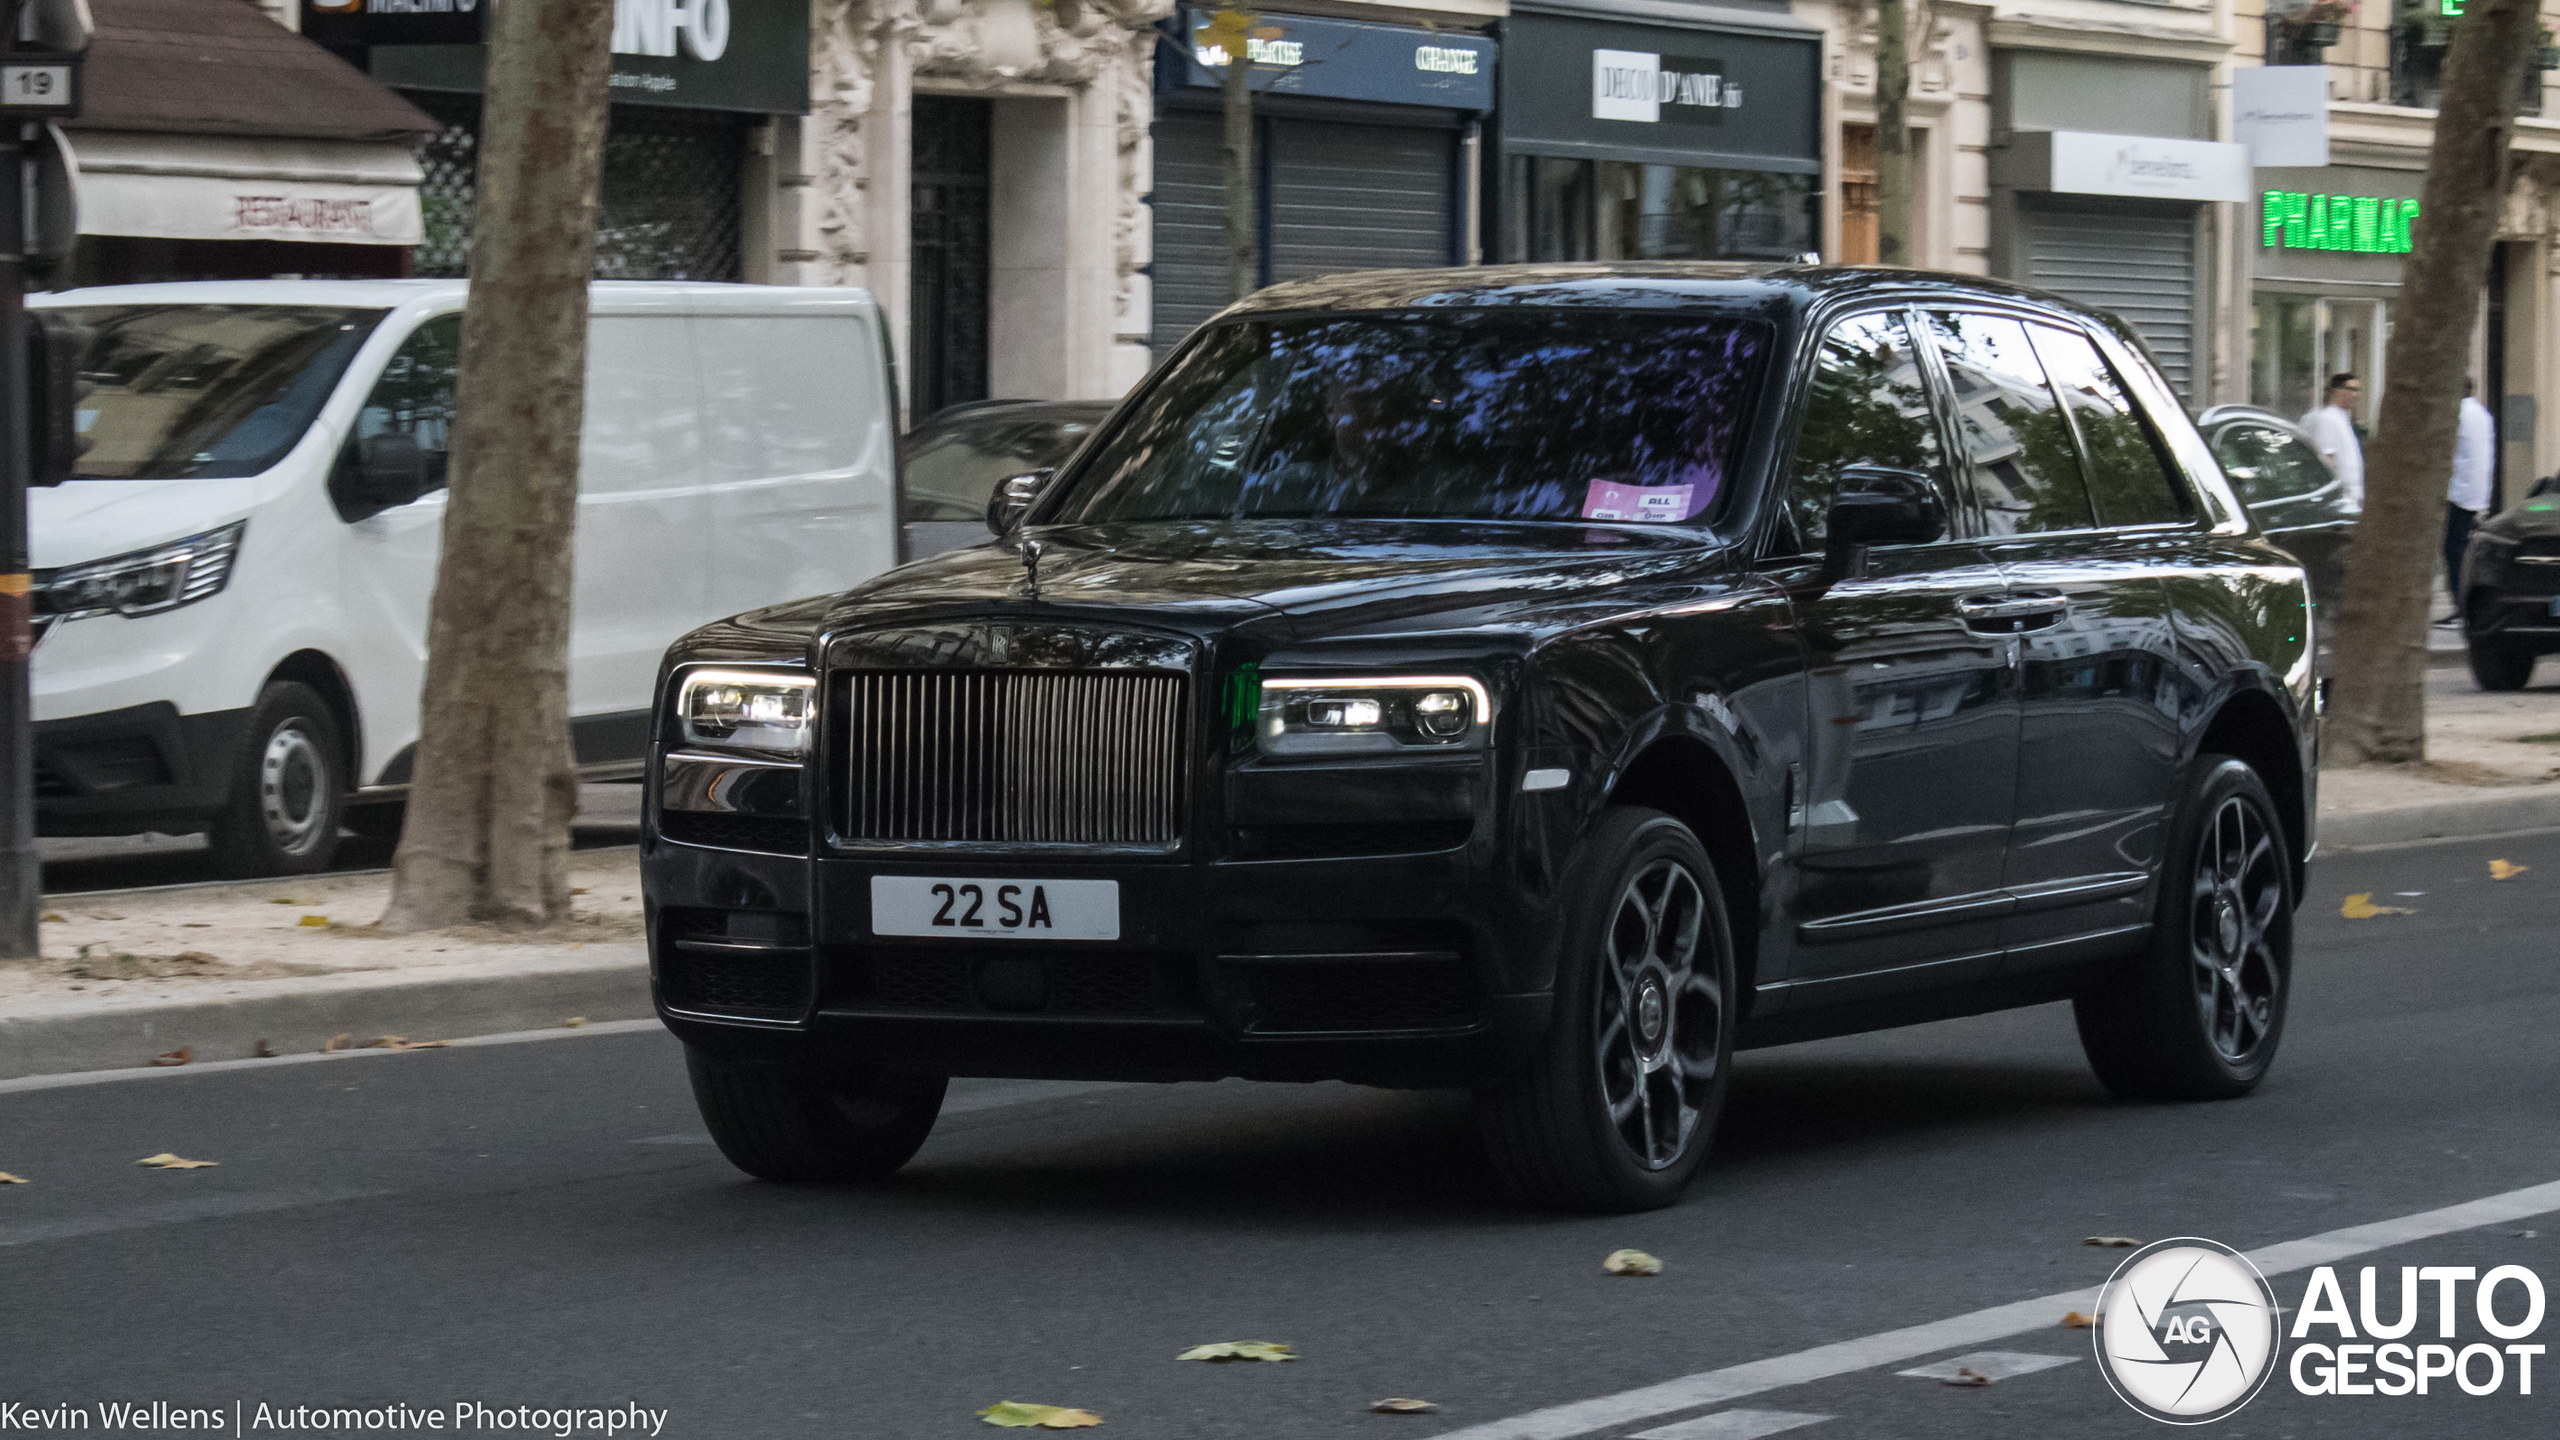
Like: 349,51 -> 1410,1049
1768,308 -> 2019,998
1918,310 -> 2187,965
910,96 -> 991,419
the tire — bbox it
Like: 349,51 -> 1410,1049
2468,637 -> 2537,692
686,1046 -> 947,1182
207,682 -> 348,878
2075,755 -> 2292,1101
1476,807 -> 1737,1212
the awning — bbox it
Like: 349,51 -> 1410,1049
64,131 -> 424,247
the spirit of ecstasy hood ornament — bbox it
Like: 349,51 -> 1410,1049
1020,537 -> 1042,600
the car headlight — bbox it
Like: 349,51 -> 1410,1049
677,669 -> 815,755
1256,675 -> 1490,757
39,522 -> 245,621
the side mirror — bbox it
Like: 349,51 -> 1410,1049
1827,464 -> 1946,550
985,468 -> 1054,536
354,432 -> 431,508
2531,474 -> 2560,499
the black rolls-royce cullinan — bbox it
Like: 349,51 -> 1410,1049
644,265 -> 2318,1212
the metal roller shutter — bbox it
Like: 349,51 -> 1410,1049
2025,202 -> 2196,399
1267,118 -> 1454,284
1147,111 -> 1230,358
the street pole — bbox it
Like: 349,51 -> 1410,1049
0,118 -> 30,960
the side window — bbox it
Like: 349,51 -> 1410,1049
1772,310 -> 1948,556
2028,324 -> 2190,527
2211,423 -> 2335,506
334,314 -> 459,514
1922,310 -> 2094,536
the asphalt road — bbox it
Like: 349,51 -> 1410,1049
4,830 -> 2556,1438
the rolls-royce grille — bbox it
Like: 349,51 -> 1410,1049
839,671 -> 1187,844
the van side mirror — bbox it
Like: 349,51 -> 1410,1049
1825,465 -> 1945,579
985,468 -> 1053,536
354,432 -> 431,508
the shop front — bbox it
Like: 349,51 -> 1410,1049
61,0 -> 438,287
310,0 -> 811,283
1491,0 -> 1823,267
1148,8 -> 1497,358
2247,164 -> 2418,434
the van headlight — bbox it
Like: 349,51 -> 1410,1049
677,669 -> 815,755
1256,675 -> 1490,757
39,522 -> 246,621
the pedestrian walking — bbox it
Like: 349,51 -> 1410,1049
2302,373 -> 2365,511
2440,379 -> 2496,626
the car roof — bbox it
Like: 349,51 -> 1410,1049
2195,404 -> 2314,440
1219,262 -> 2132,334
913,398 -> 1117,431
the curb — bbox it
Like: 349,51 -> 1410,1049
2319,789 -> 2560,850
0,957 -> 651,1082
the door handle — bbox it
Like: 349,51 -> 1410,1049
1957,595 -> 2069,631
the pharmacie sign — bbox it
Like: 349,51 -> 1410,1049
2263,189 -> 2418,255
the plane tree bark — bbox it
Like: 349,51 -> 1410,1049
381,0 -> 615,931
2326,0 -> 2537,764
1874,0 -> 1913,266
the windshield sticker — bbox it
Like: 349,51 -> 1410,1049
1583,480 -> 1697,523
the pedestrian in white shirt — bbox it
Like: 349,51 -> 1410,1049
2440,379 -> 2497,625
2301,373 -> 2365,511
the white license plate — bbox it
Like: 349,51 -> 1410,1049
869,876 -> 1120,941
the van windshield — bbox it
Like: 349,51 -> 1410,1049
1048,312 -> 1769,527
53,305 -> 387,480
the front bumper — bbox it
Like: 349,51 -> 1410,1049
642,837 -> 1559,1087
33,701 -> 250,836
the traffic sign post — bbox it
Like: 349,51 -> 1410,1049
0,0 -> 88,960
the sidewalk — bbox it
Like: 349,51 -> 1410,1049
5,670 -> 2558,1082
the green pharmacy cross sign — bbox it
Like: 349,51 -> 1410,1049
2262,190 -> 2418,254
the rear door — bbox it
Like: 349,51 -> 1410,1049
1919,310 -> 2186,965
1767,308 -> 2019,999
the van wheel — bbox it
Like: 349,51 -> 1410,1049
2075,755 -> 2292,1101
208,682 -> 347,879
1476,807 -> 1735,1213
686,1047 -> 947,1182
2468,637 -> 2537,692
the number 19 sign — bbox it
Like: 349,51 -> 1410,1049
0,60 -> 78,117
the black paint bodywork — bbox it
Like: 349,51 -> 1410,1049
643,265 -> 2319,1088
2460,483 -> 2560,652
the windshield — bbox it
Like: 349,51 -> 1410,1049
1050,312 -> 1769,526
56,305 -> 387,480
903,410 -> 1101,522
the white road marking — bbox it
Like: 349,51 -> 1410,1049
1894,1351 -> 2077,1381
0,1188 -> 388,1248
1436,1176 -> 2560,1440
1631,1410 -> 1832,1439
0,1020 -> 665,1096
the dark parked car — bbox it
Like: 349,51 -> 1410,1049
901,399 -> 1114,561
2459,474 -> 2560,689
2197,404 -> 2356,620
645,265 -> 2317,1212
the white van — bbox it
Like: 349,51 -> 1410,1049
29,279 -> 900,876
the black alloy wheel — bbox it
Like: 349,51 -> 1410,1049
1478,807 -> 1736,1212
2076,754 -> 2293,1100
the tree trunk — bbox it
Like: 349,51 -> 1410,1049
1221,12 -> 1257,302
2325,0 -> 2535,766
380,0 -> 615,932
1874,0 -> 1913,267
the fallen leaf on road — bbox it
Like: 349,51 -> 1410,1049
2084,1237 -> 2139,1248
1178,1342 -> 1295,1362
563,1016 -> 588,1028
297,915 -> 329,928
39,912 -> 61,922
2491,860 -> 2528,880
1370,1399 -> 1438,1414
1941,1367 -> 1994,1388
0,1172 -> 26,1184
136,1153 -> 217,1169
2518,1230 -> 2540,1239
572,887 -> 588,895
151,1047 -> 192,1067
1603,1249 -> 1664,1276
182,923 -> 211,928
323,1033 -> 351,1053
977,1402 -> 1101,1429
362,1036 -> 448,1051
2062,1311 -> 2100,1329
2340,893 -> 2415,919
267,898 -> 302,905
